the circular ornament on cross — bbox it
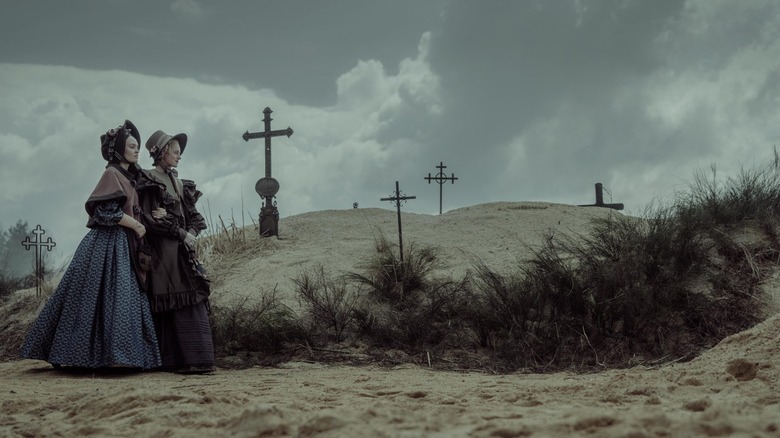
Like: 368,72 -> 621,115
255,177 -> 280,197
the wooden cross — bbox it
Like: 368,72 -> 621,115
424,161 -> 458,215
242,106 -> 294,237
578,183 -> 624,210
21,224 -> 56,297
380,181 -> 416,262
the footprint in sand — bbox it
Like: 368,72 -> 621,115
725,358 -> 758,381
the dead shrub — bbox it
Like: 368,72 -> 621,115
294,265 -> 360,343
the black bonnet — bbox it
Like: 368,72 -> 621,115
100,120 -> 141,163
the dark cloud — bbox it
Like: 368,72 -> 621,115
386,0 -> 777,209
421,1 -> 681,168
0,0 -> 445,106
2,1 -> 780,259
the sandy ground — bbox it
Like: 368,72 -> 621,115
1,313 -> 778,437
2,202 -> 779,437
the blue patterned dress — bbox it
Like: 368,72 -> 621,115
20,200 -> 162,369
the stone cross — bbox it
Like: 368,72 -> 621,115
578,183 -> 624,210
424,161 -> 458,215
242,107 -> 294,237
380,181 -> 416,262
21,224 -> 56,297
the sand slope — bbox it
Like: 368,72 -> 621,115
2,202 -> 778,437
212,202 -> 614,307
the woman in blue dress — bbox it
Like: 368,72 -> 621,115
20,120 -> 161,370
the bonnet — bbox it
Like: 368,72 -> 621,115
100,120 -> 141,163
145,130 -> 188,163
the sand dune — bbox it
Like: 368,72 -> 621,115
2,202 -> 778,437
212,202 -> 614,307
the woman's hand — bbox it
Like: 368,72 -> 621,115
183,232 -> 196,250
119,214 -> 147,238
152,207 -> 167,220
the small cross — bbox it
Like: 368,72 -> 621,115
578,183 -> 624,210
21,224 -> 56,297
381,181 -> 416,262
424,161 -> 458,215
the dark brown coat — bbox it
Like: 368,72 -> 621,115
138,168 -> 210,312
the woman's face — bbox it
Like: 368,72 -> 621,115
123,136 -> 140,164
162,140 -> 181,168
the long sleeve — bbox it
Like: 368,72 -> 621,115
182,179 -> 207,236
141,193 -> 186,240
138,170 -> 188,241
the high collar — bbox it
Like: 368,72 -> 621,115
155,164 -> 179,178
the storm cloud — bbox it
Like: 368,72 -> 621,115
1,0 -> 779,262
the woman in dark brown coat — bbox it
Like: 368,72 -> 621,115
138,129 -> 214,374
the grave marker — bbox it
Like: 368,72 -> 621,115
380,181 -> 416,262
242,107 -> 294,237
424,161 -> 458,215
578,183 -> 624,210
21,224 -> 56,297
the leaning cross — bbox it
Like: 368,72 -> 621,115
578,183 -> 624,210
242,107 -> 294,237
425,161 -> 458,215
21,224 -> 56,297
381,181 -> 416,262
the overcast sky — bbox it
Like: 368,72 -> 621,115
2,0 -> 780,262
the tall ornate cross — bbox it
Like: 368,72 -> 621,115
381,181 -> 416,262
242,107 -> 294,237
21,224 -> 56,297
578,183 -> 624,210
424,161 -> 458,215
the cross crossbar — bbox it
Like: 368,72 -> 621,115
242,127 -> 293,142
381,183 -> 417,206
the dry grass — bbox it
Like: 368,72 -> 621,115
210,288 -> 305,359
293,265 -> 360,343
9,154 -> 777,372
0,281 -> 54,361
206,153 -> 779,371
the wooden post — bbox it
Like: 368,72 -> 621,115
578,182 -> 624,210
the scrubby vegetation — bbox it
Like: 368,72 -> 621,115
209,290 -> 307,366
204,153 -> 780,372
5,154 -> 778,373
0,282 -> 54,361
0,221 -> 43,301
